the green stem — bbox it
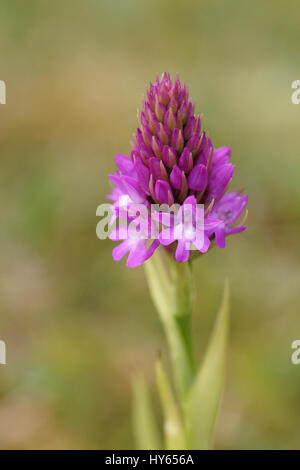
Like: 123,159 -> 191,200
144,250 -> 195,406
167,261 -> 195,404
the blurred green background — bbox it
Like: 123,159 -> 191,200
0,0 -> 300,449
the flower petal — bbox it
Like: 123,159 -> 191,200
207,164 -> 234,199
175,240 -> 190,262
126,240 -> 148,267
155,180 -> 174,205
159,227 -> 176,245
115,154 -> 135,176
187,164 -> 207,191
149,157 -> 168,181
126,239 -> 159,268
194,233 -> 211,253
134,160 -> 150,195
212,147 -> 231,169
110,225 -> 129,241
120,175 -> 146,203
179,148 -> 193,173
214,225 -> 226,248
170,165 -> 183,190
112,240 -> 132,261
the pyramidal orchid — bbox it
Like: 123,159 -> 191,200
105,73 -> 248,450
108,72 -> 247,267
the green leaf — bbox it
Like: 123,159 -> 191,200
132,375 -> 161,450
185,280 -> 229,449
156,357 -> 186,450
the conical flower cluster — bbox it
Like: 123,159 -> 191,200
108,73 -> 247,267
